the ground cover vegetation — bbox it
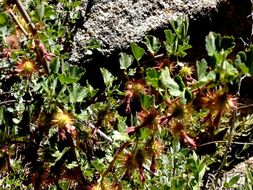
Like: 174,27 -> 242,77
1,0 -> 253,189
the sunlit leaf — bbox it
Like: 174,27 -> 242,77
117,115 -> 127,132
51,147 -> 70,166
161,67 -> 180,96
68,83 -> 88,103
37,3 -> 45,21
196,59 -> 208,80
119,53 -> 133,70
59,65 -> 85,85
100,68 -> 115,86
0,106 -> 5,125
145,35 -> 161,55
145,67 -> 160,89
164,29 -> 177,56
205,32 -> 235,56
66,161 -> 78,169
140,94 -> 153,110
112,131 -> 130,141
131,42 -> 145,62
0,13 -> 8,27
49,57 -> 61,74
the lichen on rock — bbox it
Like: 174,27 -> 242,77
71,0 -> 222,62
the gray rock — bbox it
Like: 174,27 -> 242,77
70,0 -> 223,62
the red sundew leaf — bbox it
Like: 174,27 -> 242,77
65,124 -> 77,138
122,169 -> 132,181
181,131 -> 197,149
139,167 -> 145,183
158,115 -> 168,125
3,48 -> 12,58
58,128 -> 67,141
37,42 -> 53,62
200,112 -> 212,124
125,126 -> 136,135
213,111 -> 222,128
125,95 -> 132,113
150,156 -> 156,173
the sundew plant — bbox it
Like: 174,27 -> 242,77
1,0 -> 253,190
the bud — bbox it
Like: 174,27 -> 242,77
51,109 -> 76,139
179,65 -> 193,77
52,109 -> 73,128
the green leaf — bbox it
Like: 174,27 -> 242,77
161,67 -> 180,96
177,42 -> 192,57
51,147 -> 70,166
100,68 -> 115,86
235,52 -> 249,74
205,32 -> 217,56
35,3 -> 55,22
140,128 -> 151,139
117,116 -> 127,132
86,82 -> 98,99
164,16 -> 191,58
0,26 -> 7,41
237,46 -> 253,75
0,106 -> 5,125
145,35 -> 161,55
196,59 -> 208,80
44,4 -> 55,20
206,71 -> 216,81
170,15 -> 189,40
145,68 -> 160,89
219,60 -> 238,83
205,32 -> 235,56
164,29 -> 176,45
59,64 -> 85,85
224,175 -> 240,188
66,161 -> 78,169
0,13 -> 8,27
68,83 -> 88,103
119,53 -> 133,70
112,131 -> 130,141
85,39 -> 102,51
164,29 -> 177,56
171,177 -> 186,190
228,175 -> 240,187
91,159 -> 105,172
37,3 -> 45,21
128,68 -> 136,76
184,88 -> 192,102
49,57 -> 61,74
140,94 -> 153,109
220,35 -> 236,53
174,75 -> 185,91
40,76 -> 59,97
130,42 -> 145,62
58,74 -> 77,84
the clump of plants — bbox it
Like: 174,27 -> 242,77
1,0 -> 253,189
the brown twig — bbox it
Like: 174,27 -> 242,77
199,140 -> 253,147
8,0 -> 52,73
0,99 -> 32,105
214,110 -> 237,189
77,119 -> 113,143
102,141 -> 131,178
8,8 -> 28,36
250,0 -> 253,46
13,0 -> 36,35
